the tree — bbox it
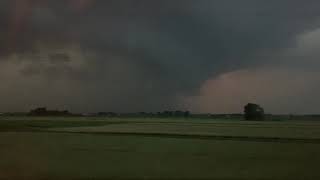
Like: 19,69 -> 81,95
184,111 -> 190,118
244,103 -> 265,121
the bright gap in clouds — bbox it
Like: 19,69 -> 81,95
183,28 -> 320,114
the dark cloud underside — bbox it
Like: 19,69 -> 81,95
0,0 -> 320,112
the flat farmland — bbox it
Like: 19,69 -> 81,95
1,117 -> 320,179
52,120 -> 320,140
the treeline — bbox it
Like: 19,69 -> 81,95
93,112 -> 246,119
1,105 -> 320,121
28,107 -> 76,116
95,111 -> 191,118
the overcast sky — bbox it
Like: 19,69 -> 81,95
0,0 -> 320,114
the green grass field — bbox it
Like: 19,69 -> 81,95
1,117 -> 320,179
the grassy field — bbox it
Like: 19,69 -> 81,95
1,117 -> 320,179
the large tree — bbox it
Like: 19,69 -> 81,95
244,103 -> 265,121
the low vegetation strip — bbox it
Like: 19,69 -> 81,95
0,119 -> 130,132
47,130 -> 320,144
2,117 -> 320,144
50,121 -> 320,140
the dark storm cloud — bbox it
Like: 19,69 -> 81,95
0,0 -> 320,112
